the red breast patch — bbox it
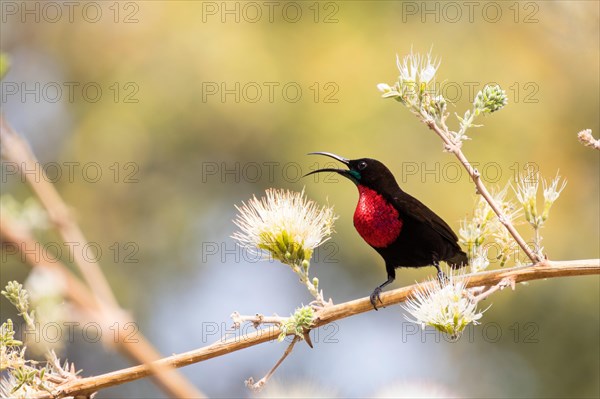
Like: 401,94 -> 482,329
353,185 -> 403,248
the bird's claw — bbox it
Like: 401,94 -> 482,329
437,270 -> 449,285
370,288 -> 384,311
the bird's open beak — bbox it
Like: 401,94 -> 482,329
304,152 -> 353,179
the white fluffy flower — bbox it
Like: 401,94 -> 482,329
402,272 -> 485,341
542,173 -> 567,204
396,50 -> 440,85
470,252 -> 490,273
514,169 -> 567,225
232,189 -> 336,264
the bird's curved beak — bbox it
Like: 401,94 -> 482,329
304,152 -> 354,180
307,152 -> 349,165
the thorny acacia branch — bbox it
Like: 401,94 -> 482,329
230,311 -> 286,329
421,113 -> 542,264
29,258 -> 599,399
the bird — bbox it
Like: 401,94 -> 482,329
305,152 -> 468,310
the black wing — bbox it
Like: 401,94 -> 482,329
390,192 -> 460,246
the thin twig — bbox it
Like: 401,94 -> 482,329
29,258 -> 599,399
246,336 -> 300,392
422,115 -> 541,263
577,129 -> 600,150
230,312 -> 286,329
471,276 -> 516,303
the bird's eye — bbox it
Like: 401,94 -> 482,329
358,161 -> 368,170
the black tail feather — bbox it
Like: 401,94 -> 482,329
447,251 -> 469,269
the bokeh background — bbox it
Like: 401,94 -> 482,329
1,1 -> 599,397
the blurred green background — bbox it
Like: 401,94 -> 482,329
1,1 -> 598,397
